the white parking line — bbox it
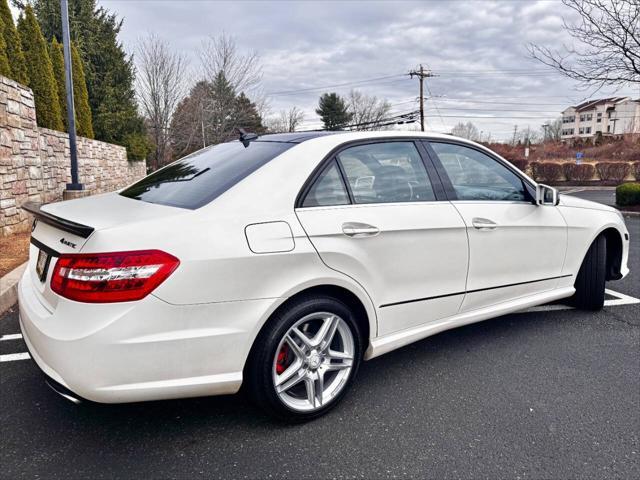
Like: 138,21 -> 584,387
603,288 -> 640,306
0,290 -> 637,363
521,289 -> 640,313
0,334 -> 23,341
0,352 -> 30,362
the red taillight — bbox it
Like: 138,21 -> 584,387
51,250 -> 180,303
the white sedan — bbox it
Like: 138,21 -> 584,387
19,131 -> 630,420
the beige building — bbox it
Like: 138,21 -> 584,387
560,97 -> 640,141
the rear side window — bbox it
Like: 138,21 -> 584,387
337,142 -> 435,204
302,161 -> 350,207
120,141 -> 293,209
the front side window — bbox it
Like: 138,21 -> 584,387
336,142 -> 435,204
120,141 -> 293,209
430,142 -> 528,202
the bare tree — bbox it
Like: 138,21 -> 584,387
543,117 -> 564,141
267,106 -> 305,133
519,126 -> 541,145
137,34 -> 188,170
169,35 -> 266,157
529,0 -> 640,89
199,33 -> 263,94
347,90 -> 392,130
451,121 -> 481,141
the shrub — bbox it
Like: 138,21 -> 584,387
123,132 -> 153,161
616,183 -> 640,206
530,162 -> 563,182
634,162 -> 640,180
509,159 -> 529,173
562,163 -> 595,182
596,162 -> 631,182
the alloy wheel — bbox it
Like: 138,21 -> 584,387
272,312 -> 355,412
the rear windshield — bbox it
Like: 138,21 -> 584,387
120,141 -> 293,209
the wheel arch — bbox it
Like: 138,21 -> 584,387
578,224 -> 625,281
244,282 -> 376,373
600,226 -> 624,280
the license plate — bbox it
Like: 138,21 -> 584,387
36,249 -> 50,282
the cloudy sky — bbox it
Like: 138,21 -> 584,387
102,0 -> 638,141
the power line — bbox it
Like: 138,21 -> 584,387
424,107 -> 565,113
425,83 -> 446,129
266,74 -> 406,96
433,98 -> 571,106
417,114 -> 640,120
297,109 -> 420,132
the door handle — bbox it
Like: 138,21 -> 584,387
342,222 -> 380,237
472,217 -> 497,231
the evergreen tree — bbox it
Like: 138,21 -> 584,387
49,39 -> 94,138
316,92 -> 353,130
50,38 -> 67,129
169,77 -> 265,158
170,80 -> 211,157
208,71 -> 238,144
71,42 -> 93,138
0,0 -> 27,83
234,92 -> 264,134
32,0 -> 148,159
0,17 -> 11,77
17,6 -> 63,130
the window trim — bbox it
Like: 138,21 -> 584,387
423,139 -> 537,204
295,137 -> 446,209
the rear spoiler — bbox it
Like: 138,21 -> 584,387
22,201 -> 95,238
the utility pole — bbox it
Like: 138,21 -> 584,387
409,65 -> 436,132
610,117 -> 618,135
61,0 -> 84,197
541,123 -> 550,142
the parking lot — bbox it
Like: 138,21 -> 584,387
1,192 -> 638,479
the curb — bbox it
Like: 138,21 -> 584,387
0,262 -> 27,316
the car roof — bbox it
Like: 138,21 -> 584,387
254,130 -> 463,145
254,131 -> 340,143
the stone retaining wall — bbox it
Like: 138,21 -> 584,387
0,75 -> 146,236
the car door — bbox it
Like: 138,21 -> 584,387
295,140 -> 469,337
425,140 -> 568,312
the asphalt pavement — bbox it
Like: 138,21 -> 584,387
0,198 -> 638,479
563,188 -> 618,209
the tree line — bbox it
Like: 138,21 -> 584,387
1,0 -> 396,171
137,31 -> 396,171
1,1 -> 92,137
1,0 -> 149,160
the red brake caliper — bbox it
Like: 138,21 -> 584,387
275,343 -> 290,375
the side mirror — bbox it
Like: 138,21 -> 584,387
536,183 -> 559,206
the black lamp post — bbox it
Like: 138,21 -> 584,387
60,0 -> 83,192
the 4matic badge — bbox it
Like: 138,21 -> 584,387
60,238 -> 77,249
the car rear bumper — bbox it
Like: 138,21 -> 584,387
18,268 -> 277,403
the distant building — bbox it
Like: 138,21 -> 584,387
560,97 -> 640,141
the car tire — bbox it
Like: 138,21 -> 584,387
572,234 -> 607,311
245,295 -> 363,422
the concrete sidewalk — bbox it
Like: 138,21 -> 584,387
0,262 -> 26,315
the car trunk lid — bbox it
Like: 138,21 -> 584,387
24,193 -> 188,311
